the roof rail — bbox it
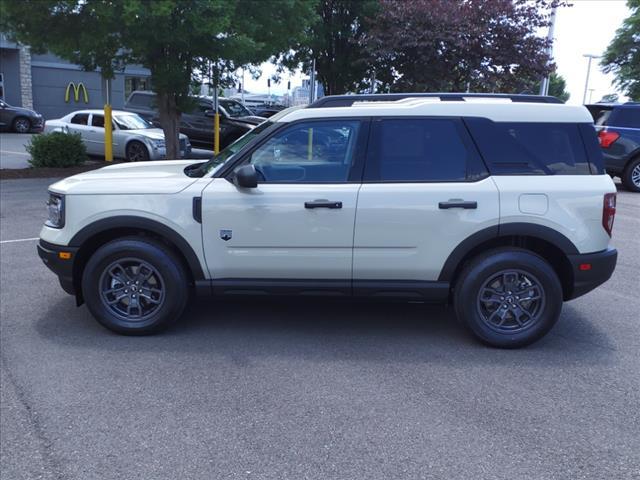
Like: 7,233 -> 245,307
308,93 -> 564,108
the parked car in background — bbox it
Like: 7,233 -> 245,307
44,109 -> 191,162
250,104 -> 287,118
586,102 -> 640,192
124,91 -> 265,149
0,98 -> 44,133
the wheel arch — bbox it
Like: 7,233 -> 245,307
439,223 -> 578,300
69,216 -> 205,302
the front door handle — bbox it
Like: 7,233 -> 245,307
438,200 -> 478,209
305,199 -> 343,209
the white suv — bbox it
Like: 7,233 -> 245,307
38,94 -> 618,348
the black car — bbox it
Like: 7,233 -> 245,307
124,91 -> 266,149
587,102 -> 640,192
0,99 -> 45,133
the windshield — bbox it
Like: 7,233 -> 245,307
220,99 -> 253,118
190,121 -> 273,177
114,113 -> 153,130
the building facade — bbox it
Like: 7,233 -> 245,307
0,34 -> 151,119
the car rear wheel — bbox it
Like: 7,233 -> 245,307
126,141 -> 150,162
454,248 -> 563,348
622,157 -> 640,192
82,237 -> 189,335
12,117 -> 31,134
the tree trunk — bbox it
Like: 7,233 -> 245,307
157,91 -> 181,160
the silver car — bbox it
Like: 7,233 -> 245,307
44,109 -> 191,161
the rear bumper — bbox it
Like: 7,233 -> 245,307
566,247 -> 617,300
37,240 -> 78,295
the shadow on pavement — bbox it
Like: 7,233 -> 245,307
35,296 -> 616,367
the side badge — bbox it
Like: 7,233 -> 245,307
220,229 -> 232,241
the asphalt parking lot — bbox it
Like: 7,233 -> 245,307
1,178 -> 639,480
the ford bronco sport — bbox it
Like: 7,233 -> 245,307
38,94 -> 618,348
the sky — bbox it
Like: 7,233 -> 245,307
241,0 -> 632,103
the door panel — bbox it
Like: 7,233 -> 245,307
201,179 -> 359,279
353,179 -> 499,281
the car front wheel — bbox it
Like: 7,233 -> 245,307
454,248 -> 563,348
12,117 -> 31,133
82,237 -> 189,335
126,141 -> 150,162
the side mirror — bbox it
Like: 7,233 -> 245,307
204,109 -> 216,117
233,164 -> 258,188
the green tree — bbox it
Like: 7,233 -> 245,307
524,72 -> 570,102
278,0 -> 378,95
601,0 -> 640,101
0,0 -> 316,158
367,0 -> 562,93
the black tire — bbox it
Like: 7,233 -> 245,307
12,117 -> 31,134
621,157 -> 640,192
454,247 -> 563,348
125,141 -> 150,162
82,237 -> 189,335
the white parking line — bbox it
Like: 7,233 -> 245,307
0,150 -> 30,156
0,237 -> 39,244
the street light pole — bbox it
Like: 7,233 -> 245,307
582,54 -> 600,104
539,6 -> 557,96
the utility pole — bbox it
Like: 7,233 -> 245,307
582,54 -> 601,104
309,59 -> 316,104
539,6 -> 557,96
241,68 -> 245,106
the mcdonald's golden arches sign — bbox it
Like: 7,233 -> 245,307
65,82 -> 89,103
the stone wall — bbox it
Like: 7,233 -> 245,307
19,45 -> 33,109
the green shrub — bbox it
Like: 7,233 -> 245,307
27,131 -> 87,168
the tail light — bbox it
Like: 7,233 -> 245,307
598,130 -> 620,148
603,193 -> 616,236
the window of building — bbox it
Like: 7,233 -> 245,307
125,76 -> 152,101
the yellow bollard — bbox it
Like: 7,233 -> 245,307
307,128 -> 313,161
104,104 -> 113,162
214,112 -> 220,155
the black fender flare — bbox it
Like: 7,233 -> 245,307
69,216 -> 205,280
438,222 -> 579,282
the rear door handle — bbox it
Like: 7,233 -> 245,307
438,200 -> 477,209
305,199 -> 343,209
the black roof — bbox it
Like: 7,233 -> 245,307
308,93 -> 564,108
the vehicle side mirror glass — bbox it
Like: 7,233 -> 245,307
233,164 -> 258,189
204,109 -> 216,117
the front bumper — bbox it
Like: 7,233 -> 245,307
566,247 -> 617,300
37,240 -> 78,295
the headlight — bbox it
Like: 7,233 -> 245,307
46,193 -> 64,228
153,139 -> 166,149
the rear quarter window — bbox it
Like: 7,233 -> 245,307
464,118 -> 594,175
608,107 -> 640,128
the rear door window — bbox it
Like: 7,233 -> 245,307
91,115 -> 104,128
465,118 -> 593,175
364,118 -> 486,182
70,113 -> 89,125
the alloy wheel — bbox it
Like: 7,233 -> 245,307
127,143 -> 148,162
99,258 -> 165,321
14,118 -> 30,133
476,269 -> 545,334
632,163 -> 640,188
